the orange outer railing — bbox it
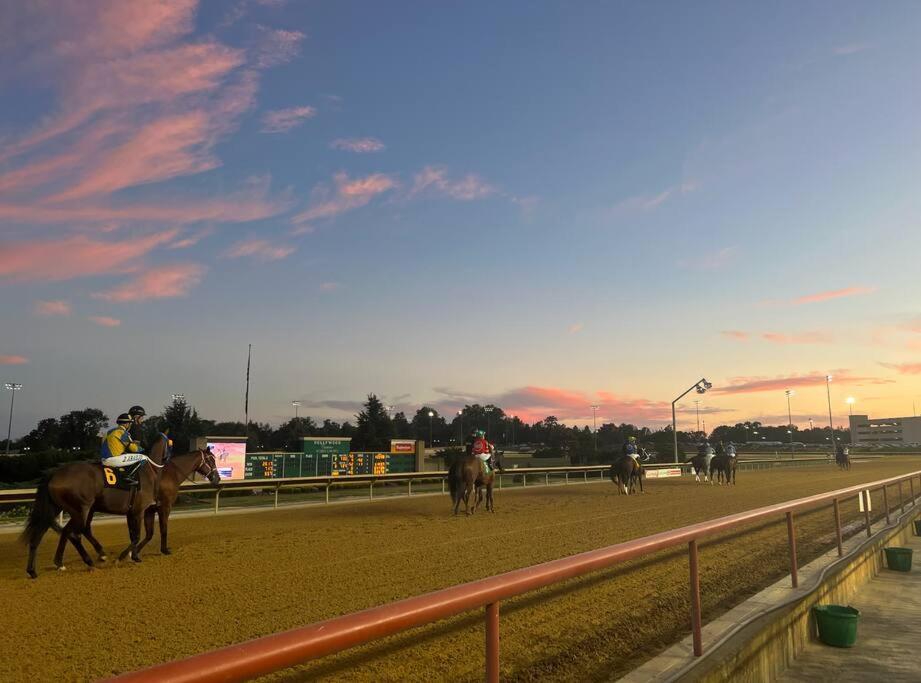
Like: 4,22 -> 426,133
109,469 -> 921,683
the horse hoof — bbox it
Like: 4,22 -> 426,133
131,555 -> 142,564
56,565 -> 67,572
161,548 -> 172,556
27,570 -> 37,579
98,555 -> 107,563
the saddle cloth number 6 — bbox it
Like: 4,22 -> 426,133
104,467 -> 117,486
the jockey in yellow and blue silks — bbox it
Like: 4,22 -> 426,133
100,413 -> 149,469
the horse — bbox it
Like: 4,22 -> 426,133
610,454 -> 644,495
685,453 -> 713,484
53,441 -> 221,565
472,450 -> 502,513
835,447 -> 851,471
21,435 -> 218,578
448,450 -> 499,515
710,454 -> 737,485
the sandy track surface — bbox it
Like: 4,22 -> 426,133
2,458 -> 918,682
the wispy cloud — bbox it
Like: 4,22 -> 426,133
253,26 -> 305,68
0,355 -> 29,365
713,370 -> 892,395
879,362 -> 921,375
410,166 -> 496,201
789,286 -> 877,306
222,239 -> 294,261
330,137 -> 385,153
833,43 -> 872,56
261,106 -> 316,133
0,230 -> 178,283
721,330 -> 749,341
319,281 -> 340,291
34,300 -> 72,316
679,246 -> 737,270
568,323 -> 584,334
88,316 -> 121,327
612,180 -> 698,213
291,172 -> 398,231
94,263 -> 206,302
761,331 -> 833,345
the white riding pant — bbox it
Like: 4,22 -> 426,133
101,453 -> 149,468
475,453 -> 490,463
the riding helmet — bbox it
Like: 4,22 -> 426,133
129,405 -> 146,417
116,413 -> 132,425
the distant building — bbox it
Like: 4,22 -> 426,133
849,414 -> 921,446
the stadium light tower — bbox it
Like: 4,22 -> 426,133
428,410 -> 434,447
292,400 -> 301,420
825,375 -> 835,447
846,396 -> 855,416
672,378 -> 712,463
785,390 -> 795,455
590,404 -> 600,454
4,383 -> 22,456
171,393 -> 185,402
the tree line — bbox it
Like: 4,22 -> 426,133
0,394 -> 852,485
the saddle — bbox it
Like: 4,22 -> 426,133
479,459 -> 491,477
101,461 -> 147,491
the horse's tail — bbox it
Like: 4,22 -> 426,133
20,472 -> 62,547
447,462 -> 458,500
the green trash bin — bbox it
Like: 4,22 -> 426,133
813,605 -> 860,648
884,547 -> 913,572
913,520 -> 921,536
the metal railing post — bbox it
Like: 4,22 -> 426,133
274,485 -> 280,509
369,482 -> 374,500
325,484 -> 330,504
689,539 -> 703,656
911,477 -> 916,506
486,602 -> 500,683
584,471 -> 587,482
883,485 -> 890,524
523,474 -> 527,487
498,474 -> 502,490
786,511 -> 798,588
863,490 -> 872,537
898,480 -> 904,513
833,498 -> 843,557
408,480 -> 412,496
442,479 -> 446,494
545,473 -> 549,486
565,472 -> 569,484
214,489 -> 221,513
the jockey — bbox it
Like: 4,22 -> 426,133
128,404 -> 146,449
471,429 -> 493,474
726,441 -> 737,458
698,440 -> 714,472
623,436 -> 640,461
100,414 -> 149,475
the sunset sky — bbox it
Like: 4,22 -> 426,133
2,1 -> 921,436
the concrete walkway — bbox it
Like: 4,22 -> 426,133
779,533 -> 921,682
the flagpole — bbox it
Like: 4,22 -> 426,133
244,344 -> 251,431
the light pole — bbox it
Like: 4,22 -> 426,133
427,410 -> 434,447
825,375 -> 835,451
694,400 -> 701,435
846,396 -> 855,416
457,410 -> 463,444
171,393 -> 185,403
292,400 -> 301,420
485,406 -> 494,440
846,397 -> 855,445
5,383 -> 22,455
590,404 -> 599,454
672,378 -> 712,463
785,389 -> 795,456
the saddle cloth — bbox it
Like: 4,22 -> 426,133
101,461 -> 147,490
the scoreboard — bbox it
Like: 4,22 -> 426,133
330,452 -> 415,476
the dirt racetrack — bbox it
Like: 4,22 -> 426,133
2,458 -> 919,682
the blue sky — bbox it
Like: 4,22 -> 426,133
2,1 -> 921,435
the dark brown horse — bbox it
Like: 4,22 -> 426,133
710,454 -> 737,485
835,447 -> 851,471
448,452 -> 499,515
22,436 -> 218,578
610,455 -> 644,495
53,441 -> 221,565
472,451 -> 502,513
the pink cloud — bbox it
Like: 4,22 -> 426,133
94,263 -> 205,302
612,180 -> 698,213
411,166 -> 496,201
679,246 -> 737,270
319,282 -> 340,291
261,106 -> 316,133
292,172 -> 398,229
34,300 -> 72,316
89,316 -> 121,327
170,228 -> 214,249
713,370 -> 891,396
253,26 -> 305,68
721,330 -> 749,341
790,286 -> 877,306
761,331 -> 833,345
0,230 -> 178,282
568,323 -> 584,334
879,362 -> 921,375
222,239 -> 294,261
330,137 -> 385,153
0,355 -> 29,365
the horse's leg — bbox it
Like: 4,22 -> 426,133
487,482 -> 494,512
118,511 -> 142,562
65,504 -> 96,569
135,506 -> 156,554
82,510 -> 107,561
464,482 -> 474,515
159,501 -> 173,554
53,518 -> 75,569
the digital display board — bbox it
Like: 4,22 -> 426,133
207,441 -> 247,480
331,452 -> 415,476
